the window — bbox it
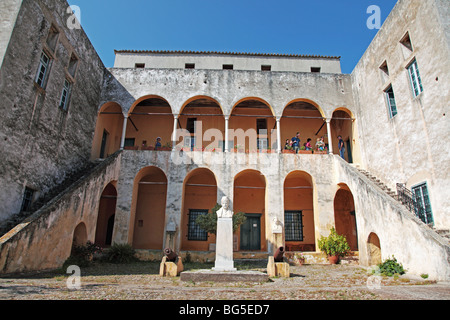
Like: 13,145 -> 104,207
46,25 -> 59,52
186,118 -> 197,134
311,67 -> 321,73
257,138 -> 268,150
400,32 -> 413,51
68,53 -> 79,78
256,119 -> 267,132
285,211 -> 303,241
185,63 -> 195,69
261,65 -> 271,71
20,187 -> 35,212
407,59 -> 423,97
135,63 -> 145,68
35,51 -> 51,88
379,61 -> 389,76
412,183 -> 434,225
59,79 -> 72,110
223,64 -> 233,70
188,209 -> 208,241
385,85 -> 397,118
124,138 -> 135,147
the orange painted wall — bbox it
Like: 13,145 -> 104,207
91,103 -> 123,159
181,169 -> 217,251
233,170 -> 267,251
334,188 -> 358,251
132,169 -> 168,249
284,172 -> 316,250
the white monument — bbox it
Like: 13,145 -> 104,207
213,196 -> 236,271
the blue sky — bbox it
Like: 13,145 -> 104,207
67,0 -> 397,73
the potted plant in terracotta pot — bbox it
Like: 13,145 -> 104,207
318,227 -> 350,264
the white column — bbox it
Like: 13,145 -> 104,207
172,114 -> 179,150
326,119 -> 333,154
224,115 -> 230,153
276,117 -> 281,153
120,115 -> 128,149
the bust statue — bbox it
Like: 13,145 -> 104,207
216,196 -> 233,218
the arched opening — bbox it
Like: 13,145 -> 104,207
367,232 -> 382,265
230,98 -> 275,152
181,168 -> 217,251
72,222 -> 88,253
234,169 -> 266,251
94,182 -> 117,247
283,171 -> 316,251
132,166 -> 168,249
91,102 -> 124,159
177,96 -> 225,151
281,99 -> 326,153
127,96 -> 174,150
331,108 -> 354,162
334,184 -> 358,251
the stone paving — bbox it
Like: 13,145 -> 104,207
0,261 -> 448,301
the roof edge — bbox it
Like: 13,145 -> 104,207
113,50 -> 341,60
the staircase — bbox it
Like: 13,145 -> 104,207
356,167 -> 449,244
0,158 -> 104,238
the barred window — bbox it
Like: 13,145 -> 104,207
20,187 -> 35,212
188,209 -> 208,241
284,211 -> 303,241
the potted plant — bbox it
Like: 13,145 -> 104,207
160,142 -> 172,151
318,227 -> 350,264
298,146 -> 312,154
294,252 -> 306,266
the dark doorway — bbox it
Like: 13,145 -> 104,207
240,214 -> 261,250
100,129 -> 109,158
105,214 -> 115,246
346,139 -> 353,163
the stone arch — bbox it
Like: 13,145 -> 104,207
178,96 -> 225,151
281,99 -> 326,152
72,222 -> 88,248
181,167 -> 218,251
367,232 -> 382,265
230,98 -> 276,152
283,170 -> 316,251
131,166 -> 168,250
126,95 -> 174,150
334,183 -> 358,251
234,169 -> 267,251
330,108 -> 355,163
94,182 -> 117,247
91,102 -> 124,159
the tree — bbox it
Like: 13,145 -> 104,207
196,203 -> 246,235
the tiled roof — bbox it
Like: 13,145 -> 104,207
113,49 -> 340,60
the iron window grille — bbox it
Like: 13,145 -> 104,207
20,187 -> 35,212
284,211 -> 303,241
188,209 -> 208,241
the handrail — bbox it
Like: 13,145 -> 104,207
396,183 -> 417,214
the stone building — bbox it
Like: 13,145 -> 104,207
0,0 -> 449,280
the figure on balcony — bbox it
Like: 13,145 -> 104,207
155,137 -> 162,150
338,135 -> 345,160
315,137 -> 325,151
305,138 -> 312,151
291,132 -> 301,153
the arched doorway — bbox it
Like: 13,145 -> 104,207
230,98 -> 275,152
91,102 -> 124,159
330,109 -> 354,162
178,96 -> 225,151
72,222 -> 88,250
234,169 -> 266,251
132,166 -> 168,249
367,232 -> 382,265
127,96 -> 173,150
283,171 -> 315,251
94,182 -> 117,247
181,168 -> 218,251
334,184 -> 358,251
281,99 -> 326,152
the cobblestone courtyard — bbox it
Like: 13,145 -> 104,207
0,261 -> 448,301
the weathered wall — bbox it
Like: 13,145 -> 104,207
0,152 -> 121,274
334,156 -> 450,281
351,0 -> 450,228
0,0 -> 105,223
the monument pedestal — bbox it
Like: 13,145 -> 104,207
212,217 -> 236,271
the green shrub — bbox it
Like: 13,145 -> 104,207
377,255 -> 406,276
62,241 -> 103,269
103,243 -> 137,264
318,227 -> 351,257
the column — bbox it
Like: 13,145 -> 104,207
224,115 -> 230,153
276,117 -> 281,153
172,114 -> 179,150
120,115 -> 128,149
326,119 -> 333,154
